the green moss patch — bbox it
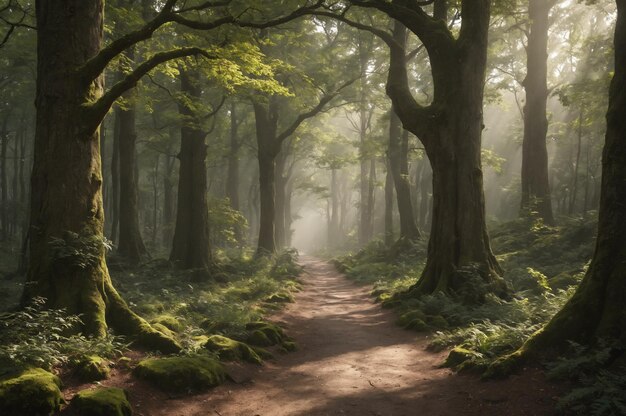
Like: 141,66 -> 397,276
133,356 -> 226,394
150,315 -> 184,333
203,335 -> 263,365
444,347 -> 483,369
0,368 -> 63,416
73,355 -> 111,382
71,387 -> 132,416
245,321 -> 285,347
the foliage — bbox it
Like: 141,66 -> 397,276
48,231 -> 113,270
547,342 -> 626,415
0,297 -> 127,372
114,250 -> 302,352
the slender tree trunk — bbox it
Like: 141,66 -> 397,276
11,122 -> 20,238
227,101 -> 240,212
520,0 -> 555,225
331,168 -> 340,247
570,109 -> 583,215
152,155 -> 159,247
284,179 -> 294,247
274,148 -> 287,250
162,148 -> 175,249
170,69 -> 213,271
515,0 -> 626,355
419,160 -> 432,230
389,107 -> 421,241
110,114 -> 120,242
384,157 -> 394,246
116,47 -> 148,263
253,101 -> 279,254
23,0 -> 177,352
0,115 -> 8,241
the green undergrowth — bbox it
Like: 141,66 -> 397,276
335,217 -> 599,386
113,249 -> 302,353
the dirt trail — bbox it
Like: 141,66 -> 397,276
126,256 -> 561,416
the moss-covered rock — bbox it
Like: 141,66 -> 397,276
444,347 -> 482,369
245,321 -> 285,347
150,315 -> 184,332
151,323 -> 176,339
203,335 -> 263,365
280,341 -> 298,352
73,355 -> 111,382
133,356 -> 226,393
396,310 -> 427,327
71,387 -> 132,416
0,368 -> 63,416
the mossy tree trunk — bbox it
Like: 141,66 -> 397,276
520,0 -> 555,225
346,0 -> 505,296
24,0 -> 180,352
516,0 -> 626,354
170,69 -> 213,271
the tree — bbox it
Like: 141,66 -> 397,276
169,68 -> 214,271
318,0 -> 506,296
520,0 -> 556,225
494,0 -> 625,368
22,0 -> 324,347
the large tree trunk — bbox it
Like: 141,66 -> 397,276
514,0 -> 626,355
520,0 -> 555,225
116,49 -> 148,263
384,6 -> 505,297
170,69 -> 213,271
23,0 -> 178,352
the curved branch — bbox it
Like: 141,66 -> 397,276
84,47 -> 216,135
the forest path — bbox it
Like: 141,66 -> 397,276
138,256 -> 560,416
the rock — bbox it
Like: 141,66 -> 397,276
71,387 -> 132,416
245,322 -> 285,347
150,315 -> 184,332
74,355 -> 110,382
0,368 -> 63,416
133,356 -> 226,393
444,347 -> 482,369
203,335 -> 263,365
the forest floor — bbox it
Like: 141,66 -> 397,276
63,256 -> 563,416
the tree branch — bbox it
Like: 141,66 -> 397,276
276,78 -> 357,144
84,47 -> 216,135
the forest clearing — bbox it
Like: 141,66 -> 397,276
0,0 -> 625,415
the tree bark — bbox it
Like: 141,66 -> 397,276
170,69 -> 213,271
116,47 -> 148,263
23,0 -> 178,352
274,147 -> 288,250
520,0 -> 555,225
162,147 -> 175,249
